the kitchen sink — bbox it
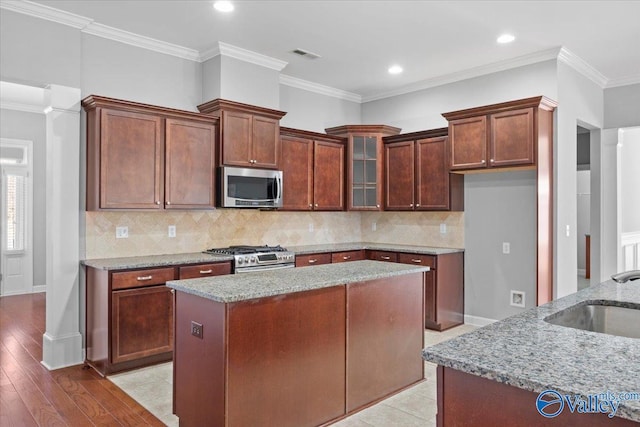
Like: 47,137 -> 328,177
545,302 -> 640,339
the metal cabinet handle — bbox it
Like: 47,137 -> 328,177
308,259 -> 317,264
481,159 -> 486,164
381,256 -> 390,260
315,203 -> 318,208
166,201 -> 171,205
170,289 -> 175,294
343,256 -> 351,260
490,158 -> 494,163
199,269 -> 213,274
416,204 -> 420,207
309,204 -> 313,208
411,259 -> 422,263
156,201 -> 161,205
410,203 -> 413,207
376,204 -> 380,208
137,275 -> 153,281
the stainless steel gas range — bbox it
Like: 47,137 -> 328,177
204,245 -> 295,273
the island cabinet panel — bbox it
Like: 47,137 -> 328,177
164,118 -> 216,209
346,274 -> 424,412
331,250 -> 365,263
296,252 -> 332,267
226,287 -> 347,427
437,367 -> 639,427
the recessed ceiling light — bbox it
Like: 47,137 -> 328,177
497,34 -> 515,44
214,1 -> 234,12
388,65 -> 403,75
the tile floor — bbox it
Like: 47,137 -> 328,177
108,324 -> 478,427
578,273 -> 591,290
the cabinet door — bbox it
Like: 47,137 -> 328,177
424,270 -> 437,328
252,116 -> 279,169
280,136 -> 313,210
111,285 -> 173,364
313,141 -> 345,211
295,253 -> 332,267
490,108 -> 534,167
449,116 -> 487,170
221,111 -> 252,167
416,137 -> 449,210
165,119 -> 216,209
384,141 -> 415,210
100,109 -> 163,209
349,135 -> 382,210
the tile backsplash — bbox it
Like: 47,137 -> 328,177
85,210 -> 464,259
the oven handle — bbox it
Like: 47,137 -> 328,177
234,263 -> 295,274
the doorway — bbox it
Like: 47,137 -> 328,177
576,126 -> 590,290
0,138 -> 34,296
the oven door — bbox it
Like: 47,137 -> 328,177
234,263 -> 295,274
220,166 -> 282,208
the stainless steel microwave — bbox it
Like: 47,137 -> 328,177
219,166 -> 283,208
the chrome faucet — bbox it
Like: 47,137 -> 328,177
611,270 -> 640,283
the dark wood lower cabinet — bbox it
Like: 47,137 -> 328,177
295,252 -> 332,266
173,273 -> 425,427
437,366 -> 638,427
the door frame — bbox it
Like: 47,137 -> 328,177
1,138 -> 34,296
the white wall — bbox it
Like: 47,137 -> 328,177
555,61 -> 603,297
604,84 -> 640,129
620,127 -> 640,233
362,60 -> 558,131
0,109 -> 47,288
279,85 -> 361,132
576,170 -> 590,271
202,55 -> 222,104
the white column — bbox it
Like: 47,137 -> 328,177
42,84 -> 83,370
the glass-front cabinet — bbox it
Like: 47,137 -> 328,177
325,125 -> 401,210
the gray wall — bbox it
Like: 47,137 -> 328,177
604,83 -> 640,129
279,85 -> 361,133
464,171 -> 537,320
81,34 -> 202,110
0,109 -> 47,288
621,127 -> 640,233
219,56 -> 280,109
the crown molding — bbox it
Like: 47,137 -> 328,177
362,47 -> 562,103
200,42 -> 288,71
557,47 -> 608,88
0,0 -> 92,28
605,74 -> 640,89
0,81 -> 47,114
280,74 -> 362,103
82,22 -> 201,62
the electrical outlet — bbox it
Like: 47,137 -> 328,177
502,242 -> 510,254
168,225 -> 176,238
372,222 -> 377,231
440,223 -> 447,234
115,226 -> 128,238
191,321 -> 203,339
510,290 -> 525,308
308,223 -> 314,232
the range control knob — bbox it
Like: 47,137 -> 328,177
237,257 -> 244,265
250,256 -> 257,263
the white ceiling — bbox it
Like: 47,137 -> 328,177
20,1 -> 640,100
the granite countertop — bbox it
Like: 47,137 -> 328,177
82,252 -> 233,270
422,279 -> 640,422
82,242 -> 463,270
167,260 -> 429,303
288,242 -> 463,256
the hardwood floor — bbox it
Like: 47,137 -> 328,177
0,292 -> 166,426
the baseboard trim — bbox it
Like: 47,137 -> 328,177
42,332 -> 84,370
464,314 -> 497,327
32,285 -> 46,293
577,269 -> 586,277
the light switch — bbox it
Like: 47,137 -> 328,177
168,225 -> 176,238
116,226 -> 128,238
440,223 -> 447,234
502,242 -> 510,254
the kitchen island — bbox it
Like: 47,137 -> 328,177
167,260 -> 429,427
423,279 -> 640,425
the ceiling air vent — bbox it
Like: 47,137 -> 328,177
291,48 -> 321,60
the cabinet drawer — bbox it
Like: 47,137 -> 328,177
366,250 -> 398,263
331,250 -> 365,263
112,267 -> 176,290
179,262 -> 232,279
295,253 -> 332,267
397,253 -> 436,269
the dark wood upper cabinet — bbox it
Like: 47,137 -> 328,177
83,95 -> 218,211
198,99 -> 286,170
280,128 -> 345,211
384,129 -> 463,211
325,125 -> 401,211
443,96 -> 556,171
